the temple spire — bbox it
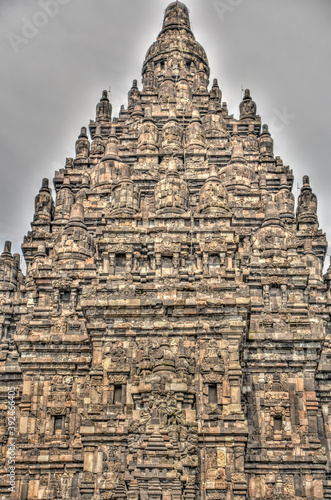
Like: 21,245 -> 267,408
96,90 -> 112,123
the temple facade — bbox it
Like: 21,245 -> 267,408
1,2 -> 331,499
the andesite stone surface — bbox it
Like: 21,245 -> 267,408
1,2 -> 331,499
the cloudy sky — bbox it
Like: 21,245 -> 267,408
1,0 -> 331,270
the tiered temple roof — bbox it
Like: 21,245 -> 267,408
1,2 -> 331,499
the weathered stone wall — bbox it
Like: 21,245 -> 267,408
0,2 -> 330,499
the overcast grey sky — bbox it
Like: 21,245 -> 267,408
1,0 -> 331,269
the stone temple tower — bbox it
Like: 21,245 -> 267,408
1,2 -> 331,499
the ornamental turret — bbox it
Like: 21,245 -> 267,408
155,158 -> 189,214
176,70 -> 192,106
33,178 -> 54,223
159,70 -> 176,104
110,165 -> 140,216
131,102 -> 144,120
275,174 -> 295,222
303,239 -> 323,285
243,123 -> 259,152
161,108 -> 183,153
202,100 -> 228,141
193,62 -> 209,92
75,127 -> 90,160
96,90 -> 112,123
251,199 -> 290,265
220,137 -> 255,190
296,175 -> 318,227
142,62 -> 156,91
90,127 -> 125,189
75,174 -> 90,204
209,78 -> 222,106
137,106 -> 159,154
259,124 -> 274,158
54,177 -> 75,222
239,89 -> 257,120
185,109 -> 206,153
54,203 -> 95,263
29,242 -> 47,272
128,80 -> 140,111
0,241 -> 22,295
261,198 -> 284,229
196,165 -> 229,215
90,124 -> 105,157
103,127 -> 119,158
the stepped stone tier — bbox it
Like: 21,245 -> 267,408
1,2 -> 331,499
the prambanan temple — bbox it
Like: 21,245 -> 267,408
1,2 -> 331,499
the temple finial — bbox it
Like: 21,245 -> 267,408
162,2 -> 191,31
96,89 -> 112,123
